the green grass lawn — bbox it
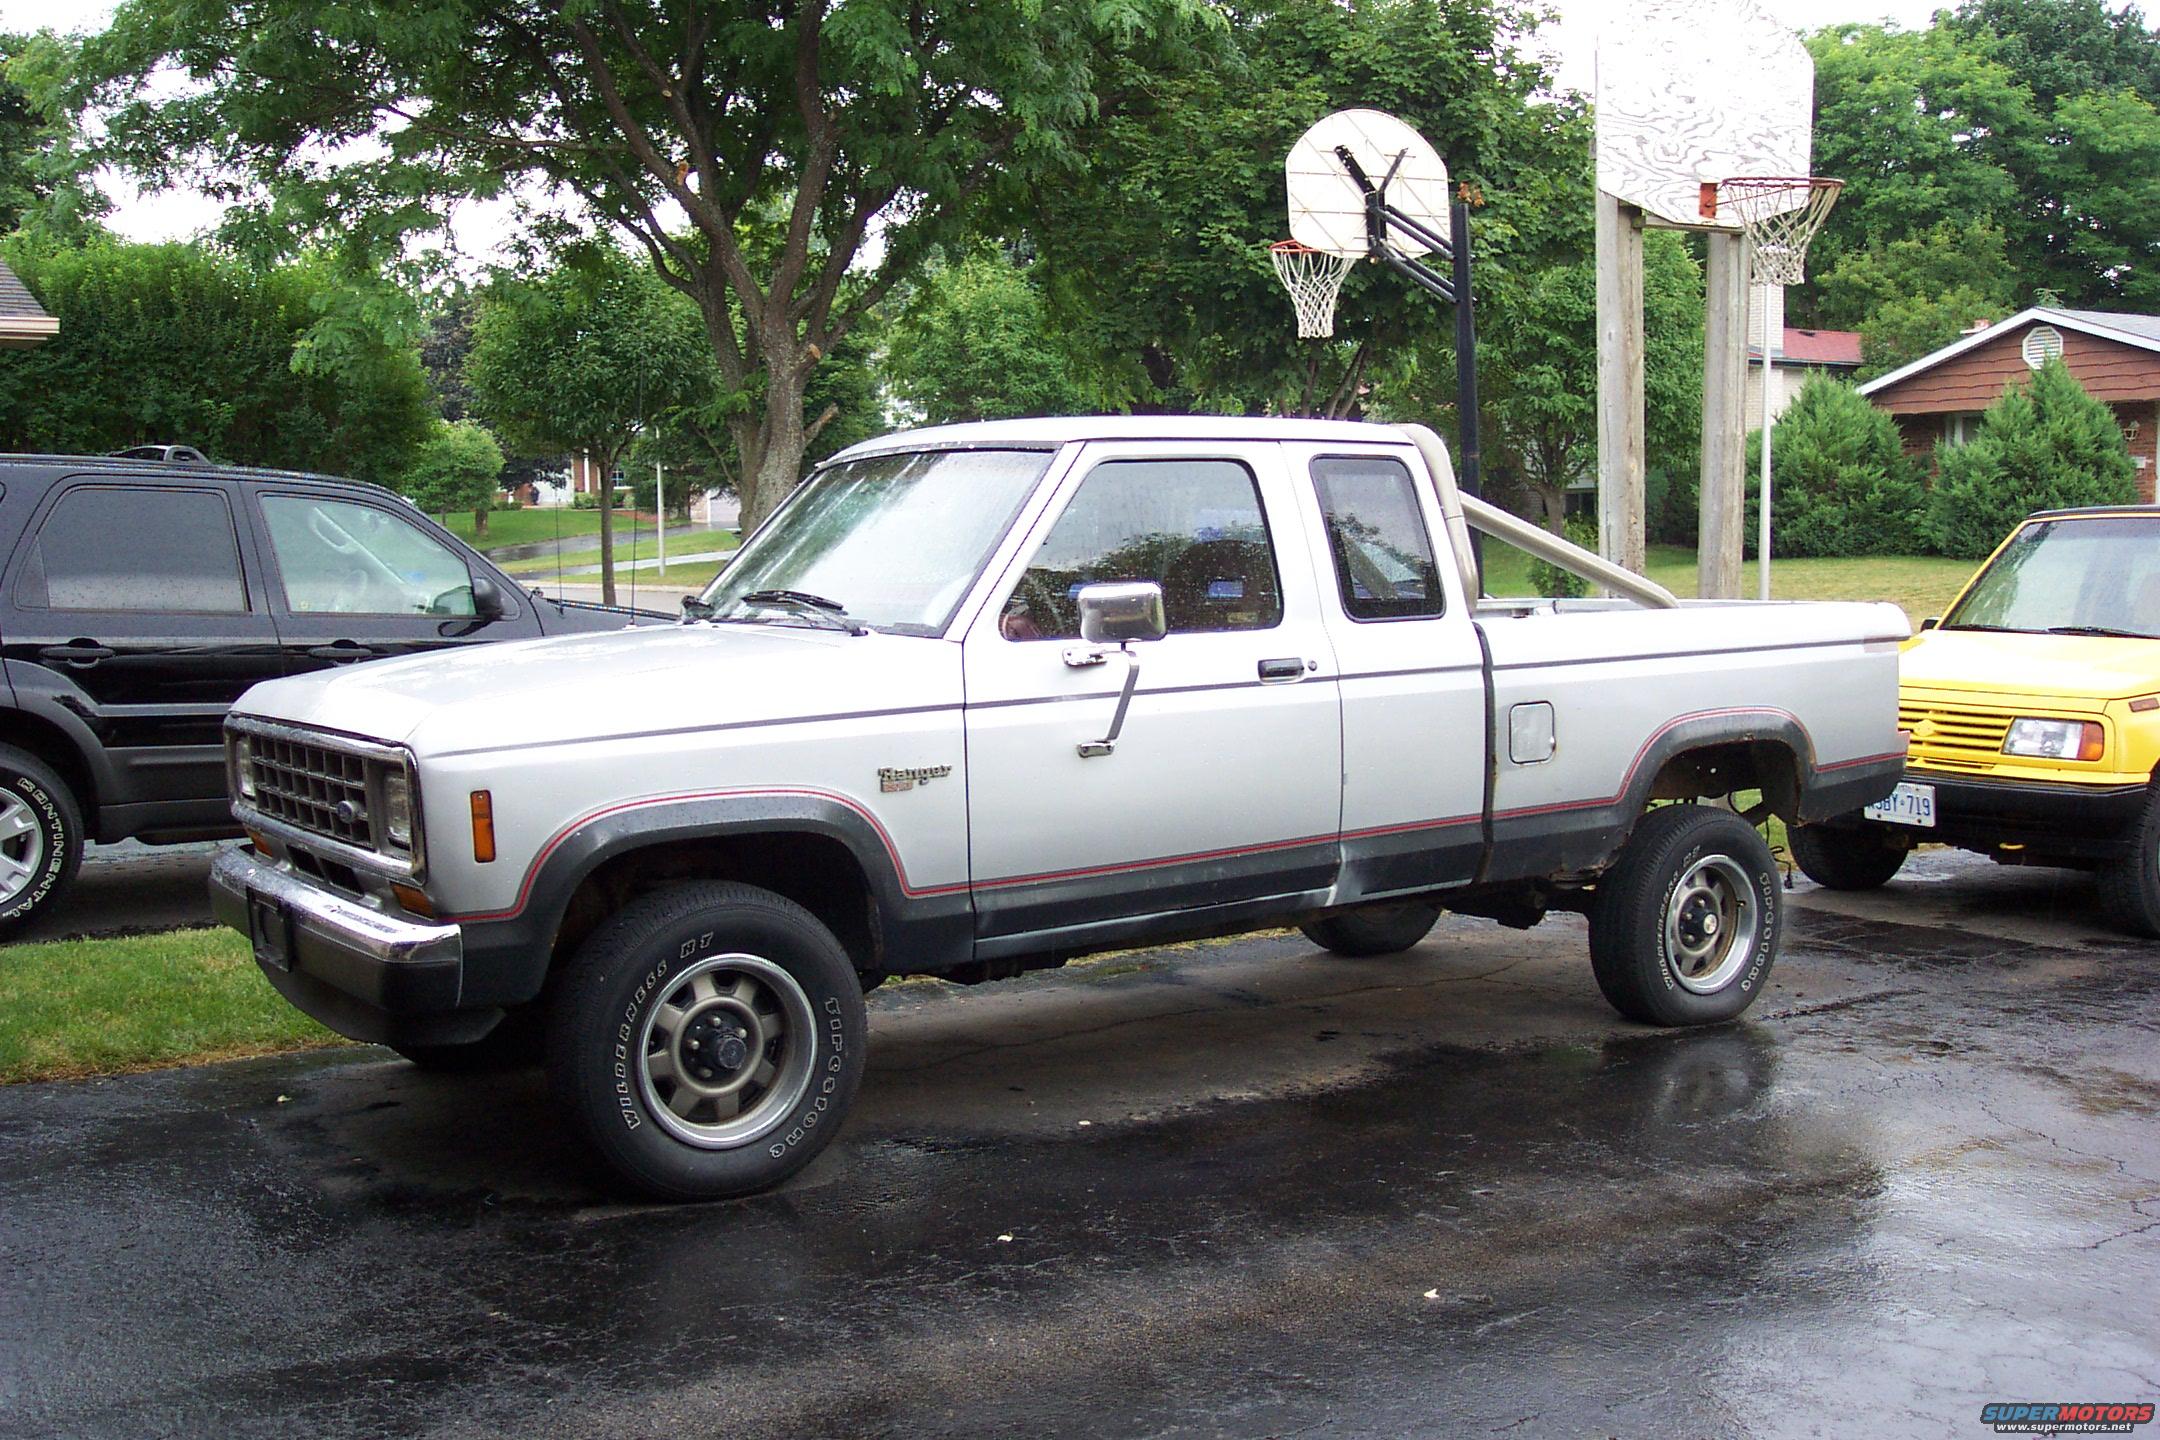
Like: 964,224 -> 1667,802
497,528 -> 737,577
0,928 -> 346,1083
1480,541 -> 1973,627
434,507 -> 612,551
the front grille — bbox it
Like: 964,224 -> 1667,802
1900,702 -> 2013,768
245,733 -> 376,847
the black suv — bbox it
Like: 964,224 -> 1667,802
0,453 -> 655,933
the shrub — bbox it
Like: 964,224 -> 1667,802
1530,513 -> 1601,599
1744,376 -> 1926,557
1922,359 -> 2138,559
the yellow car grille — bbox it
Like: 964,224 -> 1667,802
1899,702 -> 2013,768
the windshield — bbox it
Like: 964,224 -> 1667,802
1944,515 -> 2160,638
701,448 -> 1052,635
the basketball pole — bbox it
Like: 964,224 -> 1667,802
1595,191 -> 1647,580
1757,280 -> 1774,602
1699,231 -> 1750,600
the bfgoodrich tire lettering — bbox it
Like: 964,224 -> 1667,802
1589,804 -> 1781,1027
0,743 -> 84,937
546,881 -> 866,1201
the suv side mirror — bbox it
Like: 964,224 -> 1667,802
470,573 -> 509,621
1077,582 -> 1167,646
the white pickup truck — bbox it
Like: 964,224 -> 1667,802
210,417 -> 1908,1199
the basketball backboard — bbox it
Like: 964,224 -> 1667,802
1286,108 -> 1451,257
1593,0 -> 1813,229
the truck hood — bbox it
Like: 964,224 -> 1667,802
1902,628 -> 2160,703
231,622 -> 957,756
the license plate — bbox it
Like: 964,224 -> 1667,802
1864,781 -> 1936,829
247,892 -> 294,971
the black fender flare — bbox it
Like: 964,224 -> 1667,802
1614,707 -> 1818,821
0,659 -> 124,807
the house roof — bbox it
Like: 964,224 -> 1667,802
1780,327 -> 1863,367
1859,306 -> 2160,396
0,259 -> 58,348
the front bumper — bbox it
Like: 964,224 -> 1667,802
209,846 -> 493,1046
1836,769 -> 2150,861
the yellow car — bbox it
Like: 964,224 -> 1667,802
1789,505 -> 2160,934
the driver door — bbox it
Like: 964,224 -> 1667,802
249,489 -> 540,675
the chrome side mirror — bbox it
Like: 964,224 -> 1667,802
1073,582 -> 1165,758
1077,582 -> 1167,647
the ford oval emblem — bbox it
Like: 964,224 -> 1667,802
335,799 -> 365,826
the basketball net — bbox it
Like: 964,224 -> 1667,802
1271,240 -> 1356,338
1714,177 -> 1843,287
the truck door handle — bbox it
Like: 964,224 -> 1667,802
1257,657 -> 1308,682
40,641 -> 114,667
308,642 -> 375,663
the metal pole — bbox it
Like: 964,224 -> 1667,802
656,462 -> 666,577
1757,284 -> 1773,602
1450,195 -> 1484,580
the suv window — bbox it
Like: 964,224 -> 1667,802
16,485 -> 248,613
1003,458 -> 1282,640
260,495 -> 479,616
1311,456 -> 1445,621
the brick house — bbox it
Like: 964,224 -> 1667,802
0,259 -> 57,349
1746,286 -> 1863,430
1859,307 -> 2160,502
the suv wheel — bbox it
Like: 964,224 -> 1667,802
1788,822 -> 1907,891
2096,787 -> 2160,938
1589,805 -> 1781,1027
0,744 -> 83,937
1300,901 -> 1442,957
547,882 -> 866,1201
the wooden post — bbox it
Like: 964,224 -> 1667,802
1699,230 -> 1750,600
1595,192 -> 1647,576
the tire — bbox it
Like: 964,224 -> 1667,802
0,743 -> 84,938
546,882 -> 867,1201
1589,804 -> 1782,1027
2096,787 -> 2160,938
392,1005 -> 543,1073
1299,901 -> 1442,958
1788,822 -> 1907,891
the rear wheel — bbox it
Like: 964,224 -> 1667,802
2096,787 -> 2160,937
1789,822 -> 1907,891
547,882 -> 866,1201
1300,901 -> 1442,958
1590,805 -> 1781,1027
0,744 -> 83,938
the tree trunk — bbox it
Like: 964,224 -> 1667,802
740,356 -> 810,533
598,482 -> 617,606
473,506 -> 488,538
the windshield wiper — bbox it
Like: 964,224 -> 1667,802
1939,623 -> 2028,633
726,588 -> 867,634
2047,624 -> 2158,639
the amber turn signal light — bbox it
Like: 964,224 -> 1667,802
470,790 -> 496,864
390,882 -> 435,917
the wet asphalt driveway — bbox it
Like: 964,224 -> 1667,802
3,852 -> 2156,1438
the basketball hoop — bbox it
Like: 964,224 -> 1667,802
1270,239 -> 1356,338
1708,176 -> 1843,286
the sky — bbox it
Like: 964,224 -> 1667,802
0,0 -> 1981,259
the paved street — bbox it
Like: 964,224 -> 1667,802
2,852 -> 2155,1438
11,841 -> 221,942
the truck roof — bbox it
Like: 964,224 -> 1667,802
830,415 -> 1419,460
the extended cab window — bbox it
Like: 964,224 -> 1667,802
1004,458 -> 1282,640
260,495 -> 479,616
16,486 -> 248,613
1311,456 -> 1445,621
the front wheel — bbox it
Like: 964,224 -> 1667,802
0,743 -> 84,938
546,882 -> 867,1201
1788,822 -> 1907,891
1590,805 -> 1781,1027
2096,787 -> 2160,937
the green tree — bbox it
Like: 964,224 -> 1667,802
465,246 -> 710,603
1950,0 -> 2160,109
885,252 -> 1099,423
0,32 -> 104,239
1923,357 -> 2137,557
82,0 -> 1211,528
1743,376 -> 1925,558
1814,220 -> 2017,379
401,419 -> 505,535
0,238 -> 431,480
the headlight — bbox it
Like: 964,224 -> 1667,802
381,769 -> 414,850
2002,717 -> 2104,761
232,735 -> 256,800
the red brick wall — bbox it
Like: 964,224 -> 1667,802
2120,400 -> 2160,503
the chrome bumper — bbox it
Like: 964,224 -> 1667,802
210,847 -> 469,1038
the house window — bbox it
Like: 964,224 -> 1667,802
2021,325 -> 2064,370
1946,412 -> 1985,447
